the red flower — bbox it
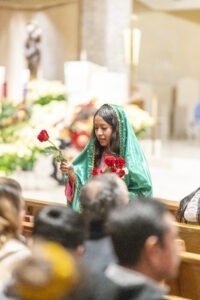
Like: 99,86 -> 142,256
37,129 -> 67,163
91,168 -> 99,176
37,130 -> 49,142
110,167 -> 117,173
91,155 -> 128,179
104,156 -> 116,167
117,169 -> 126,178
115,157 -> 126,169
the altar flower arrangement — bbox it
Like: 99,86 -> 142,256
27,79 -> 66,104
123,104 -> 154,137
91,156 -> 128,178
37,129 -> 67,163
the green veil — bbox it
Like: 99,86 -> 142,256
67,104 -> 153,211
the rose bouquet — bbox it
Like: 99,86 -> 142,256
37,129 -> 67,163
91,155 -> 128,178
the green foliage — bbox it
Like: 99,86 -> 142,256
34,94 -> 65,105
0,150 -> 39,174
0,82 -> 67,175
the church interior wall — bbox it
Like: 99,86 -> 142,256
1,0 -> 200,139
135,3 -> 200,138
0,1 -> 80,101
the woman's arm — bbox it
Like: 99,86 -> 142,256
60,163 -> 77,203
60,162 -> 76,185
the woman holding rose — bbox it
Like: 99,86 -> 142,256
60,103 -> 152,211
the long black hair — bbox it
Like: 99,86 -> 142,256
92,104 -> 120,168
176,187 -> 200,224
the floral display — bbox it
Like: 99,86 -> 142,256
91,155 -> 128,178
123,104 -> 154,137
0,83 -> 154,178
67,100 -> 96,150
26,79 -> 66,104
37,129 -> 67,163
0,79 -> 68,175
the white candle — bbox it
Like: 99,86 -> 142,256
132,28 -> 141,66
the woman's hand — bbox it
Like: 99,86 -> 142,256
60,162 -> 76,184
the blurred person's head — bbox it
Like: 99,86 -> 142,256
79,173 -> 129,228
107,197 -> 181,281
32,205 -> 85,256
0,180 -> 25,241
7,242 -> 79,300
0,177 -> 22,196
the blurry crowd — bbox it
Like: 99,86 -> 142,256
0,174 -> 181,300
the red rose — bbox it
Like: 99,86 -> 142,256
117,169 -> 126,178
91,168 -> 99,176
110,167 -> 117,173
104,156 -> 116,167
37,130 -> 49,142
115,157 -> 126,169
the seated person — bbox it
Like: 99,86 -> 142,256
4,242 -> 80,300
0,177 -> 26,244
0,181 -> 30,287
103,197 -> 181,300
32,205 -> 85,257
79,173 -> 129,273
177,187 -> 200,224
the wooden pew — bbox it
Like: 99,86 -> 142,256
22,197 -> 180,236
22,198 -> 65,236
25,197 -> 65,216
175,222 -> 200,254
159,199 -> 200,254
165,296 -> 191,300
159,198 -> 179,218
167,251 -> 200,300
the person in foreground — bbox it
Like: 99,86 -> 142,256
0,181 -> 30,288
103,197 -> 181,300
79,173 -> 129,273
177,187 -> 200,224
61,103 -> 152,211
32,205 -> 85,257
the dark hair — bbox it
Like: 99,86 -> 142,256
33,206 -> 85,249
176,188 -> 200,224
107,197 -> 169,266
79,173 -> 127,226
92,104 -> 120,167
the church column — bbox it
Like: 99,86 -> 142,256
81,0 -> 132,73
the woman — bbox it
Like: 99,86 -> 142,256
61,104 -> 152,211
0,180 -> 30,285
177,187 -> 200,224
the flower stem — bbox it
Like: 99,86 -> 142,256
48,139 -> 59,150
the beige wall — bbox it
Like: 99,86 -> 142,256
0,1 -> 80,101
135,3 -> 200,138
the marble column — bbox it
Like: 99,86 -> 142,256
81,0 -> 132,72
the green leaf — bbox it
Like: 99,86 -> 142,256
43,146 -> 57,155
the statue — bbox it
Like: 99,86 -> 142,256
25,22 -> 41,79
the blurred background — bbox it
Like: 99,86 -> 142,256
1,0 -> 200,203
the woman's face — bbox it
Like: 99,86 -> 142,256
94,115 -> 113,147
